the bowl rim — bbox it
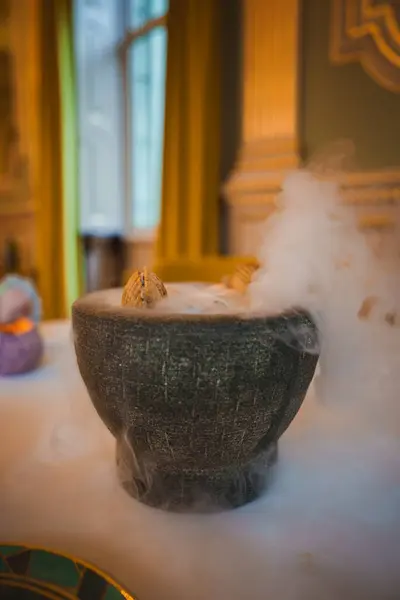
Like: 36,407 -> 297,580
72,289 -> 315,326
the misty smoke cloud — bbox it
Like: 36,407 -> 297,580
1,143 -> 400,598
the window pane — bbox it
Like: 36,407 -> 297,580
129,26 -> 167,231
130,0 -> 168,29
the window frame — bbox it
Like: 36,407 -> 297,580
118,2 -> 168,242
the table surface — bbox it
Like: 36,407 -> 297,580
0,322 -> 399,600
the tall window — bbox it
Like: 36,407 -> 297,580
74,0 -> 168,238
123,0 -> 168,235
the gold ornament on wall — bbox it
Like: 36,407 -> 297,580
330,0 -> 400,92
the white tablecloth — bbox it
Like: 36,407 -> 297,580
0,322 -> 399,600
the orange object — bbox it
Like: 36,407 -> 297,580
0,317 -> 35,335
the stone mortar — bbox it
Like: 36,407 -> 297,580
72,290 -> 319,512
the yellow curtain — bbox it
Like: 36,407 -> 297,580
154,0 -> 223,282
35,0 -> 79,319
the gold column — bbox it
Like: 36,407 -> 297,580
224,0 -> 301,243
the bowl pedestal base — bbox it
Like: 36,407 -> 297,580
116,437 -> 278,512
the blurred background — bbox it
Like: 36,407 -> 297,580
1,0 -> 400,319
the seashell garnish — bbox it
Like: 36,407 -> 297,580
122,267 -> 168,309
223,261 -> 260,295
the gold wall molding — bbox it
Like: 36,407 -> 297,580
331,0 -> 400,92
224,168 -> 400,256
340,168 -> 400,204
224,167 -> 400,205
225,168 -> 400,208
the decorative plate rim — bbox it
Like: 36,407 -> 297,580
0,542 -> 137,600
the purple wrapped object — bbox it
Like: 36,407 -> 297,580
0,328 -> 44,376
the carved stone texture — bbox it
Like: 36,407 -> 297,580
72,290 -> 319,512
331,0 -> 400,92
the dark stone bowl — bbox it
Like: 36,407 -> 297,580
72,289 -> 319,512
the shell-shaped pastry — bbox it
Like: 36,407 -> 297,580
122,268 -> 168,308
224,261 -> 260,294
